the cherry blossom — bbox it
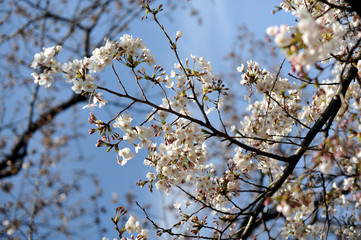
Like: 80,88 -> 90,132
31,1 -> 361,239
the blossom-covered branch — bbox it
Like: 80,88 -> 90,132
29,0 -> 361,239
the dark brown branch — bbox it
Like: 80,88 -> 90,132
317,0 -> 353,13
344,0 -> 361,17
0,0 -> 147,180
238,59 -> 358,239
97,86 -> 290,163
0,94 -> 86,179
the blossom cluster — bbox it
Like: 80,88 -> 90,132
300,78 -> 339,123
31,46 -> 62,88
267,7 -> 346,72
125,213 -> 149,238
103,212 -> 149,240
145,119 -> 208,194
236,60 -> 301,173
31,35 -> 155,109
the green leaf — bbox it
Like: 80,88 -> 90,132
201,129 -> 212,135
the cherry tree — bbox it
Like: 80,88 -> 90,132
0,0 -> 186,238
29,0 -> 361,239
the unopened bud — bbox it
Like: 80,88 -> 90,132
55,45 -> 62,54
176,30 -> 183,39
96,139 -> 104,147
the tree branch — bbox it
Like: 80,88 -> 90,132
97,86 -> 290,163
0,94 -> 86,179
344,0 -> 361,17
238,57 -> 358,239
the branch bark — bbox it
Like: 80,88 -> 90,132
238,59 -> 358,239
345,0 -> 361,17
0,94 -> 86,179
